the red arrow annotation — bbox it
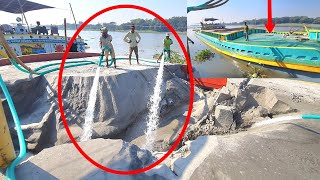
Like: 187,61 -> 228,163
264,0 -> 276,33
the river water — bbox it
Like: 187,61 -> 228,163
61,30 -> 187,59
188,25 -> 320,81
61,29 -> 320,81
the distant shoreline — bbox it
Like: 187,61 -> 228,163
226,23 -> 320,28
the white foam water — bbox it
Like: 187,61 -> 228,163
144,55 -> 165,151
253,115 -> 302,128
80,67 -> 101,142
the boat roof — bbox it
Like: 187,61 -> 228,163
0,0 -> 54,14
204,28 -> 243,35
204,18 -> 219,22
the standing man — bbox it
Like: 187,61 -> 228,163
100,27 -> 116,68
244,22 -> 249,41
123,24 -> 141,65
157,33 -> 173,63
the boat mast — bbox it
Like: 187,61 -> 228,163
64,18 -> 68,48
69,3 -> 81,38
17,0 -> 30,32
69,3 -> 78,30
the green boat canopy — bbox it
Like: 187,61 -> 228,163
0,0 -> 54,14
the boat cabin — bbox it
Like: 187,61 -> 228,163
0,0 -> 85,59
201,18 -> 226,30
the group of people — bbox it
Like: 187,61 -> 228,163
99,24 -> 173,68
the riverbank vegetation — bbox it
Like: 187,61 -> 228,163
153,50 -> 186,64
194,49 -> 215,64
227,16 -> 320,26
243,65 -> 268,78
55,17 -> 187,32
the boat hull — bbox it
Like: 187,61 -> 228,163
0,34 -> 86,60
194,78 -> 227,89
196,31 -> 320,73
0,52 -> 100,66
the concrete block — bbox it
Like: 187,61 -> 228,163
216,87 -> 232,103
235,84 -> 294,114
214,105 -> 234,129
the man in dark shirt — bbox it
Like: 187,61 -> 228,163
244,22 -> 249,41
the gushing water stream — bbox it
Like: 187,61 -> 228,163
144,55 -> 165,151
253,115 -> 302,127
80,67 -> 101,142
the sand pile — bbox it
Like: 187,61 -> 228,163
0,64 -> 194,153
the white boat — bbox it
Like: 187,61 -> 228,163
0,0 -> 88,62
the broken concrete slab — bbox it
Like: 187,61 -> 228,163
214,105 -> 234,129
216,86 -> 232,104
190,91 -> 218,123
242,106 -> 269,123
270,100 -> 297,115
235,84 -> 295,115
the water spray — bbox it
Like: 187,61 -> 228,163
80,67 -> 101,141
144,51 -> 166,151
253,114 -> 320,128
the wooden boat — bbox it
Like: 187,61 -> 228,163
0,0 -> 96,65
195,27 -> 320,73
200,18 -> 226,30
180,65 -> 227,89
194,78 -> 227,89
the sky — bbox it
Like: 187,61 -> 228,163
188,0 -> 320,24
0,0 -> 186,26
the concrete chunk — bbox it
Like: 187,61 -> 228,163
216,87 -> 232,103
235,84 -> 295,114
214,105 -> 234,129
242,106 -> 269,123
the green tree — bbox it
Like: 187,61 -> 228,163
313,17 -> 320,24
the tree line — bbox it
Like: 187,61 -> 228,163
55,17 -> 187,32
227,16 -> 320,25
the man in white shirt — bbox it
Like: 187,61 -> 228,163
123,25 -> 141,65
100,27 -> 116,68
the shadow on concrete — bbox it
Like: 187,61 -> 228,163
15,162 -> 59,180
286,122 -> 320,136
